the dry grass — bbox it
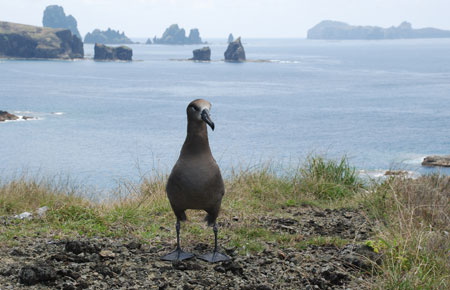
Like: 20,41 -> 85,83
368,174 -> 450,289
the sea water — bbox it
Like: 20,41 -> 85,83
1,38 -> 449,190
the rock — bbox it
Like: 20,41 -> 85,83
36,206 -> 49,218
42,5 -> 81,39
0,110 -> 19,122
341,244 -> 382,270
228,33 -> 234,44
84,28 -> 133,44
224,37 -> 246,62
153,24 -> 204,45
214,260 -> 244,275
0,21 -> 83,59
99,250 -> 115,258
125,241 -> 142,250
384,170 -> 408,176
65,241 -> 100,255
422,155 -> 450,167
145,38 -> 152,45
94,43 -> 132,61
190,46 -> 211,61
19,264 -> 57,286
307,20 -> 450,40
14,212 -> 33,220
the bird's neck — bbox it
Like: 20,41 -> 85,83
181,120 -> 211,156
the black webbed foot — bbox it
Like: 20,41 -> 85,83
161,248 -> 194,261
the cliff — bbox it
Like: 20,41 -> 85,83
153,24 -> 204,45
0,21 -> 83,59
307,20 -> 450,40
84,28 -> 133,44
42,5 -> 81,39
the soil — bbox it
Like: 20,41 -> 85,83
0,206 -> 380,289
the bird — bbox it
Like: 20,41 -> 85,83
161,99 -> 230,263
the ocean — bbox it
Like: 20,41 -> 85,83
1,38 -> 449,191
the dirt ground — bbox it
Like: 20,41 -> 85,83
0,206 -> 380,289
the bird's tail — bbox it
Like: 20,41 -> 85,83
176,211 -> 187,222
204,213 -> 215,227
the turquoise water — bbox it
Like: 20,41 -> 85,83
1,38 -> 449,189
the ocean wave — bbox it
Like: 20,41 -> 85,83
51,112 -> 65,115
358,169 -> 420,180
2,116 -> 40,123
269,60 -> 301,64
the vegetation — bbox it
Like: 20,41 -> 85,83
0,156 -> 448,289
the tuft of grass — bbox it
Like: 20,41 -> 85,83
298,155 -> 364,200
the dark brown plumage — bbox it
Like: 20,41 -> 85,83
161,99 -> 229,262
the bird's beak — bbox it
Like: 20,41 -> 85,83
201,109 -> 215,131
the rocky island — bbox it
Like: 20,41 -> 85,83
84,28 -> 133,44
94,43 -> 132,61
224,37 -> 246,62
190,47 -> 211,61
422,155 -> 450,167
153,24 -> 204,45
0,111 -> 19,122
307,20 -> 450,40
0,111 -> 33,122
42,5 -> 81,39
0,21 -> 83,59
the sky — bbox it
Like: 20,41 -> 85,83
1,0 -> 449,39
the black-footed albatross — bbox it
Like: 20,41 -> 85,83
161,99 -> 230,263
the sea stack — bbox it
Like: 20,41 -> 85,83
224,37 -> 246,62
94,43 -> 132,61
190,47 -> 211,61
42,5 -> 81,39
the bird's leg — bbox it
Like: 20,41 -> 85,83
198,222 -> 230,263
175,219 -> 181,250
161,219 -> 194,261
213,223 -> 218,252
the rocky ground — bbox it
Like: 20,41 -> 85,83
0,206 -> 380,289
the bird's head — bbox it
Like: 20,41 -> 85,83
186,99 -> 214,130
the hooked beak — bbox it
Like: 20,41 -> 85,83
201,109 -> 215,131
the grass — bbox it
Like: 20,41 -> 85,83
0,155 -> 449,288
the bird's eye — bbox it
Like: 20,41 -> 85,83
191,105 -> 200,111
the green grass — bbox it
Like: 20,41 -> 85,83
0,156 -> 448,289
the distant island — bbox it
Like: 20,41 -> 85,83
84,28 -> 133,44
307,20 -> 450,40
0,21 -> 83,59
42,5 -> 81,40
153,24 -> 204,45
